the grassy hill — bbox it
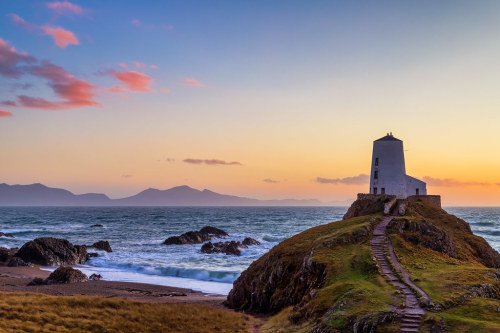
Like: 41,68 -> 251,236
227,199 -> 500,332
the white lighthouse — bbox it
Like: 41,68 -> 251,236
369,133 -> 426,199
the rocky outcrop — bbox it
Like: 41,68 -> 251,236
89,273 -> 102,281
14,237 -> 88,266
0,247 -> 10,262
242,237 -> 260,246
8,257 -> 32,267
163,226 -> 228,245
90,224 -> 103,227
0,232 -> 14,238
90,241 -> 112,252
29,266 -> 88,285
201,241 -> 244,256
343,194 -> 396,220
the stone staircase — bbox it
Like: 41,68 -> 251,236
370,216 -> 429,332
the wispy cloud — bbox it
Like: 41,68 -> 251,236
160,88 -> 170,93
166,158 -> 175,162
131,18 -> 142,27
121,174 -> 133,179
18,60 -> 99,110
183,159 -> 242,166
109,70 -> 153,92
10,14 -> 79,48
263,179 -> 279,184
316,174 -> 369,185
0,37 -> 36,78
0,110 -> 13,117
178,78 -> 205,87
0,100 -> 17,107
46,1 -> 84,15
423,176 -> 490,187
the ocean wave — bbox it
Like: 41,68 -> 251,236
262,234 -> 284,242
86,261 -> 240,283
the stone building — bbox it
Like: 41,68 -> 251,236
369,133 -> 426,199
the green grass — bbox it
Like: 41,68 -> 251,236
0,292 -> 250,333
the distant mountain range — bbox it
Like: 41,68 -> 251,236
0,183 -> 350,206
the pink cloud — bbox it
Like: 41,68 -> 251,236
119,63 -> 129,70
46,1 -> 83,15
111,70 -> 153,92
263,179 -> 279,184
41,26 -> 79,48
1,100 -> 18,107
423,176 -> 490,187
131,18 -> 142,26
10,14 -> 79,48
17,60 -> 99,110
183,159 -> 242,166
0,110 -> 13,117
178,78 -> 205,87
0,38 -> 36,78
160,88 -> 170,93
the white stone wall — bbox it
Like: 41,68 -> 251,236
405,175 -> 427,196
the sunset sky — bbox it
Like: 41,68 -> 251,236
1,1 -> 500,205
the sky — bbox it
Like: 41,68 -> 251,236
1,1 -> 500,206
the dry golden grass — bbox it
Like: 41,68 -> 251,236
0,292 -> 250,333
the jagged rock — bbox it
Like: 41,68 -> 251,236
90,224 -> 103,228
46,266 -> 88,284
201,241 -> 244,256
87,252 -> 98,258
164,226 -> 228,245
90,240 -> 112,252
14,237 -> 88,266
89,273 -> 102,281
0,232 -> 14,238
8,257 -> 32,267
343,194 -> 396,220
242,237 -> 260,246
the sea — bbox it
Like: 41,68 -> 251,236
0,206 -> 499,295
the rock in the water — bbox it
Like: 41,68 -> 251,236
242,237 -> 260,246
90,224 -> 103,227
8,257 -> 32,267
0,232 -> 14,238
201,241 -> 244,256
89,273 -> 102,281
87,252 -> 98,258
46,266 -> 88,284
164,226 -> 228,245
14,237 -> 88,266
91,240 -> 112,252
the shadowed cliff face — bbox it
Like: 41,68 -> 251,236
227,199 -> 500,332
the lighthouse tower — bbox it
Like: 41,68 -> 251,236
369,133 -> 426,199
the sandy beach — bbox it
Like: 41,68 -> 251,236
0,266 -> 228,308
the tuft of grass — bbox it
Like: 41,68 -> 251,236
0,292 -> 250,333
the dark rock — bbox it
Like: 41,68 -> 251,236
46,266 -> 88,284
199,226 -> 228,237
164,226 -> 228,245
0,247 -> 10,262
242,237 -> 260,246
8,257 -> 32,267
90,224 -> 103,227
89,273 -> 102,281
0,232 -> 14,238
201,241 -> 244,256
91,240 -> 112,252
87,252 -> 98,258
14,237 -> 88,266
28,277 -> 46,286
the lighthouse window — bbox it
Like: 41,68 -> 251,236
375,157 -> 379,166
381,188 -> 385,194
374,171 -> 378,179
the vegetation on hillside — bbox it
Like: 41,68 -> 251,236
0,292 -> 250,333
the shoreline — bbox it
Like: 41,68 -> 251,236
0,265 -> 228,308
